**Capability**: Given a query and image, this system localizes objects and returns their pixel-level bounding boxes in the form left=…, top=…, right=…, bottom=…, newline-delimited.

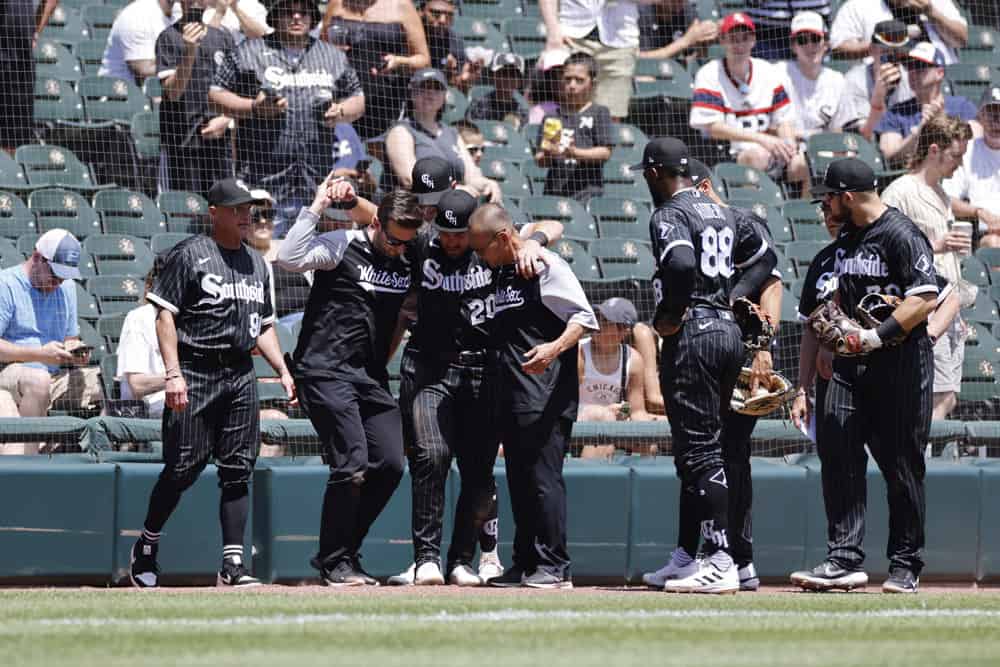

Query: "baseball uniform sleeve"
left=652, top=207, right=694, bottom=266
left=155, top=28, right=182, bottom=80
left=690, top=62, right=726, bottom=129
left=798, top=245, right=835, bottom=320
left=334, top=61, right=364, bottom=100
left=890, top=223, right=940, bottom=298
left=275, top=209, right=350, bottom=272
left=732, top=211, right=770, bottom=269
left=147, top=243, right=193, bottom=315
left=539, top=252, right=598, bottom=331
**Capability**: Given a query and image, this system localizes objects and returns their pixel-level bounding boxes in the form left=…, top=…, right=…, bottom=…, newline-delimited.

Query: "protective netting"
left=0, top=0, right=997, bottom=458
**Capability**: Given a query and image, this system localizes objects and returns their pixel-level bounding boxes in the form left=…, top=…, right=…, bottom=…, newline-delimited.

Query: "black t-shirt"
left=638, top=3, right=692, bottom=52
left=406, top=231, right=495, bottom=356
left=466, top=91, right=528, bottom=127
left=797, top=239, right=841, bottom=320
left=731, top=205, right=779, bottom=303
left=427, top=26, right=467, bottom=73
left=156, top=22, right=235, bottom=149
left=538, top=103, right=612, bottom=200
left=649, top=189, right=768, bottom=311
left=147, top=235, right=274, bottom=354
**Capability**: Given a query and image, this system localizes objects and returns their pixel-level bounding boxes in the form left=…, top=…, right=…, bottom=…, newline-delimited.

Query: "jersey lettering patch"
left=420, top=259, right=492, bottom=292
left=358, top=265, right=411, bottom=293
left=835, top=248, right=889, bottom=278
left=262, top=66, right=335, bottom=90
left=197, top=274, right=266, bottom=306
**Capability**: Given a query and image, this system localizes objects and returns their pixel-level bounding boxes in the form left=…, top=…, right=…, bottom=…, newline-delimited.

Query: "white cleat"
left=449, top=564, right=483, bottom=587
left=478, top=550, right=505, bottom=582
left=642, top=548, right=699, bottom=588
left=738, top=563, right=760, bottom=591
left=387, top=562, right=415, bottom=586
left=415, top=561, right=445, bottom=586
left=663, top=558, right=739, bottom=594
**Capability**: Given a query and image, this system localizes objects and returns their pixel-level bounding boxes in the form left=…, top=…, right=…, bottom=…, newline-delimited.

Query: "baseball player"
left=468, top=204, right=598, bottom=589
left=789, top=158, right=938, bottom=594
left=276, top=176, right=423, bottom=586
left=129, top=178, right=293, bottom=589
left=636, top=138, right=773, bottom=594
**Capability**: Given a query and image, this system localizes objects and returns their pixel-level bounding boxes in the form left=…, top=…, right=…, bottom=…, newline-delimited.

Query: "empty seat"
left=82, top=233, right=154, bottom=276
left=156, top=190, right=210, bottom=234
left=588, top=197, right=650, bottom=240
left=588, top=238, right=656, bottom=280
left=27, top=188, right=102, bottom=238
left=16, top=144, right=105, bottom=191
left=77, top=76, right=151, bottom=125
left=87, top=275, right=146, bottom=314
left=548, top=238, right=600, bottom=281
left=33, top=39, right=83, bottom=82
left=150, top=232, right=194, bottom=255
left=520, top=196, right=597, bottom=239
left=0, top=191, right=38, bottom=239
left=93, top=189, right=165, bottom=238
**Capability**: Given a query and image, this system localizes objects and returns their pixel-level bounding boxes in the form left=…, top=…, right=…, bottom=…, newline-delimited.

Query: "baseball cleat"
left=663, top=558, right=738, bottom=594
left=478, top=550, right=504, bottom=582
left=882, top=568, right=919, bottom=594
left=738, top=563, right=760, bottom=591
left=448, top=564, right=483, bottom=587
left=487, top=566, right=527, bottom=588
left=312, top=557, right=379, bottom=587
left=387, top=562, right=415, bottom=586
left=129, top=540, right=160, bottom=589
left=523, top=571, right=573, bottom=590
left=790, top=560, right=868, bottom=592
left=642, top=548, right=698, bottom=588
left=415, top=561, right=445, bottom=586
left=217, top=560, right=262, bottom=587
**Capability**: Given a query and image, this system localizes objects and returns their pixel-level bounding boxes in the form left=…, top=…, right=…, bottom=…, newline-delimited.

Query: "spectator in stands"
left=882, top=115, right=973, bottom=420
left=331, top=123, right=378, bottom=201
left=202, top=0, right=271, bottom=44
left=156, top=2, right=236, bottom=198
left=539, top=0, right=639, bottom=121
left=830, top=19, right=916, bottom=141
left=419, top=0, right=477, bottom=93
left=453, top=121, right=485, bottom=167
left=637, top=0, right=717, bottom=64
left=944, top=86, right=1000, bottom=249
left=779, top=12, right=845, bottom=141
left=876, top=42, right=978, bottom=167
left=116, top=258, right=167, bottom=419
left=690, top=13, right=807, bottom=194
left=534, top=52, right=612, bottom=203
left=0, top=230, right=103, bottom=437
left=466, top=53, right=528, bottom=129
left=383, top=68, right=501, bottom=200
left=99, top=0, right=178, bottom=85
left=321, top=0, right=430, bottom=141
left=746, top=0, right=831, bottom=62
left=527, top=49, right=569, bottom=125
left=830, top=0, right=967, bottom=65
left=631, top=321, right=664, bottom=416
left=0, top=0, right=57, bottom=155
left=209, top=0, right=365, bottom=235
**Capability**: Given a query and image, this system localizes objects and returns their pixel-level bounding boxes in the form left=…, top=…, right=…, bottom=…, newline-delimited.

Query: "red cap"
left=720, top=12, right=755, bottom=35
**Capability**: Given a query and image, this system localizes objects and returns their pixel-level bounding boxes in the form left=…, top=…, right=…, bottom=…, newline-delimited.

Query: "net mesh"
left=0, top=0, right=997, bottom=458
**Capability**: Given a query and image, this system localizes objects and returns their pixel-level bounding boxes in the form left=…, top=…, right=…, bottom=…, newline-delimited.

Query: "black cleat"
left=790, top=560, right=868, bottom=592
left=129, top=540, right=160, bottom=589
left=882, top=568, right=919, bottom=594
left=217, top=560, right=262, bottom=587
left=312, top=556, right=379, bottom=587
left=350, top=555, right=379, bottom=586
left=487, top=566, right=527, bottom=588
left=522, top=570, right=573, bottom=590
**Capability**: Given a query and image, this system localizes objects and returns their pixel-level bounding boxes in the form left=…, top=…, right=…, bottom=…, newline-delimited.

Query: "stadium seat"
left=16, top=144, right=106, bottom=191
left=959, top=349, right=999, bottom=402
left=150, top=232, right=193, bottom=255
left=73, top=38, right=107, bottom=76
left=16, top=233, right=40, bottom=257
left=39, top=6, right=90, bottom=47
left=142, top=76, right=163, bottom=106
left=0, top=238, right=23, bottom=270
left=81, top=5, right=121, bottom=43
left=966, top=292, right=1000, bottom=326
left=480, top=143, right=533, bottom=166
left=961, top=256, right=991, bottom=287
left=442, top=87, right=468, bottom=124
left=521, top=196, right=597, bottom=239
left=588, top=197, right=651, bottom=240
left=99, top=354, right=118, bottom=399
left=976, top=247, right=1000, bottom=271
left=523, top=162, right=549, bottom=194
left=77, top=76, right=151, bottom=125
left=789, top=221, right=828, bottom=242
left=274, top=322, right=296, bottom=353
left=87, top=275, right=145, bottom=314
left=465, top=0, right=524, bottom=26
left=479, top=158, right=532, bottom=200
left=783, top=240, right=827, bottom=277
left=452, top=16, right=507, bottom=52
left=608, top=123, right=649, bottom=151
left=93, top=189, right=165, bottom=238
left=632, top=58, right=694, bottom=101
left=33, top=77, right=86, bottom=127
left=946, top=63, right=994, bottom=101
left=0, top=191, right=38, bottom=239
left=82, top=233, right=154, bottom=276
left=502, top=17, right=547, bottom=59
left=588, top=238, right=656, bottom=280
left=253, top=354, right=278, bottom=379
left=128, top=111, right=161, bottom=163
left=27, top=188, right=102, bottom=238
left=473, top=120, right=533, bottom=158
left=157, top=191, right=210, bottom=234
left=0, top=153, right=31, bottom=192
left=76, top=281, right=101, bottom=322
left=741, top=202, right=792, bottom=245
left=549, top=238, right=600, bottom=281
left=966, top=322, right=1000, bottom=357
left=601, top=160, right=642, bottom=199
left=806, top=132, right=895, bottom=180
left=78, top=317, right=108, bottom=363
left=33, top=39, right=83, bottom=82
left=782, top=199, right=824, bottom=225
left=96, top=312, right=128, bottom=354
left=715, top=162, right=785, bottom=205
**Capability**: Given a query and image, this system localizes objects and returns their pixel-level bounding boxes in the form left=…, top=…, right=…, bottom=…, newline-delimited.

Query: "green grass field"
left=3, top=588, right=1000, bottom=666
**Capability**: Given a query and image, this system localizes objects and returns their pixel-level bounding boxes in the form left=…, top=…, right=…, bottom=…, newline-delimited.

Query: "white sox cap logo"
left=421, top=173, right=435, bottom=189
left=444, top=210, right=457, bottom=224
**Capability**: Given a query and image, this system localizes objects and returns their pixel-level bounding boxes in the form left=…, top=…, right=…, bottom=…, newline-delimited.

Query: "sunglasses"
left=383, top=225, right=416, bottom=247
left=466, top=144, right=484, bottom=154
left=794, top=33, right=823, bottom=46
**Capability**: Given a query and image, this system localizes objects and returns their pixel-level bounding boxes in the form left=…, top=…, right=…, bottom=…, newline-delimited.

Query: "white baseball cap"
left=790, top=11, right=825, bottom=37
left=908, top=41, right=945, bottom=67
left=35, top=228, right=82, bottom=280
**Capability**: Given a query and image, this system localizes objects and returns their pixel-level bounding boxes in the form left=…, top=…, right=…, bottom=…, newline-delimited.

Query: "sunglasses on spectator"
left=794, top=33, right=823, bottom=46
left=428, top=8, right=455, bottom=19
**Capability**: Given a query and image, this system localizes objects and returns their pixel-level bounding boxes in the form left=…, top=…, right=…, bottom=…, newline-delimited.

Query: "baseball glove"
left=730, top=367, right=796, bottom=416
left=856, top=293, right=906, bottom=345
left=733, top=297, right=775, bottom=352
left=806, top=300, right=876, bottom=357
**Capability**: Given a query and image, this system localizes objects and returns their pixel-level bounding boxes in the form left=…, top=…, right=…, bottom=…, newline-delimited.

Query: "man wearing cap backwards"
left=876, top=41, right=978, bottom=166
left=209, top=0, right=365, bottom=235
left=778, top=12, right=846, bottom=140
left=635, top=141, right=775, bottom=594
left=830, top=0, right=968, bottom=65
left=128, top=178, right=292, bottom=589
left=789, top=157, right=938, bottom=594
left=467, top=203, right=597, bottom=589
left=0, top=229, right=103, bottom=450
left=944, top=86, right=1000, bottom=249
left=690, top=13, right=808, bottom=194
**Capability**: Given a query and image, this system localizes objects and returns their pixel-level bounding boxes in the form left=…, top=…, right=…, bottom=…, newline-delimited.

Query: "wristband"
left=528, top=231, right=549, bottom=247
left=875, top=315, right=904, bottom=344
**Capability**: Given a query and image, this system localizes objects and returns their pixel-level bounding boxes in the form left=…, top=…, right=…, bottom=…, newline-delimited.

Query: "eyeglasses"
left=383, top=225, right=416, bottom=247
left=427, top=8, right=455, bottom=19
left=466, top=144, right=484, bottom=154
left=794, top=33, right=823, bottom=46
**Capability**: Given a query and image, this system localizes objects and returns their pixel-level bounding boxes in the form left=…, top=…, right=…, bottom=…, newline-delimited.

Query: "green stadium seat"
left=601, top=159, right=641, bottom=199
left=609, top=144, right=644, bottom=168
left=480, top=158, right=532, bottom=199
left=81, top=5, right=121, bottom=40
left=521, top=196, right=598, bottom=239
left=464, top=0, right=524, bottom=26
left=549, top=238, right=600, bottom=281
left=0, top=238, right=24, bottom=270
left=141, top=76, right=163, bottom=106
left=452, top=16, right=507, bottom=51
left=40, top=6, right=91, bottom=47
left=783, top=240, right=827, bottom=276
left=632, top=58, right=694, bottom=101
left=78, top=317, right=108, bottom=363
left=737, top=202, right=792, bottom=245
left=93, top=189, right=165, bottom=238
left=442, top=87, right=469, bottom=124
left=82, top=233, right=154, bottom=276
left=0, top=153, right=32, bottom=192
left=150, top=232, right=193, bottom=255
left=16, top=144, right=106, bottom=191
left=274, top=322, right=296, bottom=353
left=96, top=312, right=128, bottom=354
left=782, top=199, right=824, bottom=225
left=27, top=188, right=102, bottom=238
left=73, top=38, right=107, bottom=77
left=16, top=233, right=40, bottom=257
left=608, top=123, right=648, bottom=151
left=502, top=17, right=547, bottom=59
left=523, top=161, right=548, bottom=193
left=130, top=111, right=160, bottom=161
left=253, top=354, right=278, bottom=379
left=99, top=354, right=118, bottom=398
left=976, top=247, right=1000, bottom=271
left=790, top=221, right=829, bottom=242
left=480, top=143, right=533, bottom=166
left=75, top=281, right=101, bottom=322
left=588, top=238, right=655, bottom=280
left=87, top=275, right=146, bottom=314
left=966, top=322, right=1000, bottom=357
left=156, top=191, right=209, bottom=234
left=589, top=197, right=651, bottom=240
left=473, top=120, right=533, bottom=157
left=965, top=24, right=998, bottom=51
left=33, top=39, right=83, bottom=82
left=959, top=349, right=999, bottom=402
left=77, top=76, right=151, bottom=125
left=946, top=63, right=994, bottom=100
left=961, top=256, right=991, bottom=287
left=966, top=292, right=999, bottom=325
left=0, top=191, right=37, bottom=239
left=715, top=162, right=785, bottom=205
left=806, top=132, right=896, bottom=180
left=33, top=77, right=86, bottom=125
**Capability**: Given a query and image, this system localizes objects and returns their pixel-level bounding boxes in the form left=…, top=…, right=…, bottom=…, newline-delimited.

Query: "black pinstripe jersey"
left=798, top=239, right=842, bottom=320
left=147, top=235, right=274, bottom=353
left=833, top=207, right=938, bottom=320
left=649, top=188, right=769, bottom=311
left=731, top=205, right=780, bottom=304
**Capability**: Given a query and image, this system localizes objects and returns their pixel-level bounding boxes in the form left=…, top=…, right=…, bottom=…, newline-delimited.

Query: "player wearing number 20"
left=637, top=138, right=775, bottom=594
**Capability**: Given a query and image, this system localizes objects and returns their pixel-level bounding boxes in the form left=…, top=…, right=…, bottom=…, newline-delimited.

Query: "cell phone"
left=180, top=5, right=204, bottom=28
left=70, top=345, right=93, bottom=358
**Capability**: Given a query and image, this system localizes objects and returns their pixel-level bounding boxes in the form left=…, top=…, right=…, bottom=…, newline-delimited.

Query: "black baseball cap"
left=266, top=0, right=321, bottom=27
left=434, top=189, right=478, bottom=232
left=207, top=178, right=269, bottom=207
left=810, top=158, right=878, bottom=201
left=872, top=19, right=911, bottom=52
left=412, top=156, right=456, bottom=206
left=629, top=137, right=690, bottom=172
left=491, top=52, right=525, bottom=75
left=688, top=158, right=714, bottom=188
left=409, top=68, right=448, bottom=90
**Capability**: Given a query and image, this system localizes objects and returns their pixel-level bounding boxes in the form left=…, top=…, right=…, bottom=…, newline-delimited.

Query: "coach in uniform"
left=129, top=178, right=293, bottom=589
left=790, top=158, right=938, bottom=594
left=209, top=0, right=365, bottom=233
left=468, top=204, right=598, bottom=590
left=636, top=138, right=771, bottom=594
left=276, top=178, right=423, bottom=586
